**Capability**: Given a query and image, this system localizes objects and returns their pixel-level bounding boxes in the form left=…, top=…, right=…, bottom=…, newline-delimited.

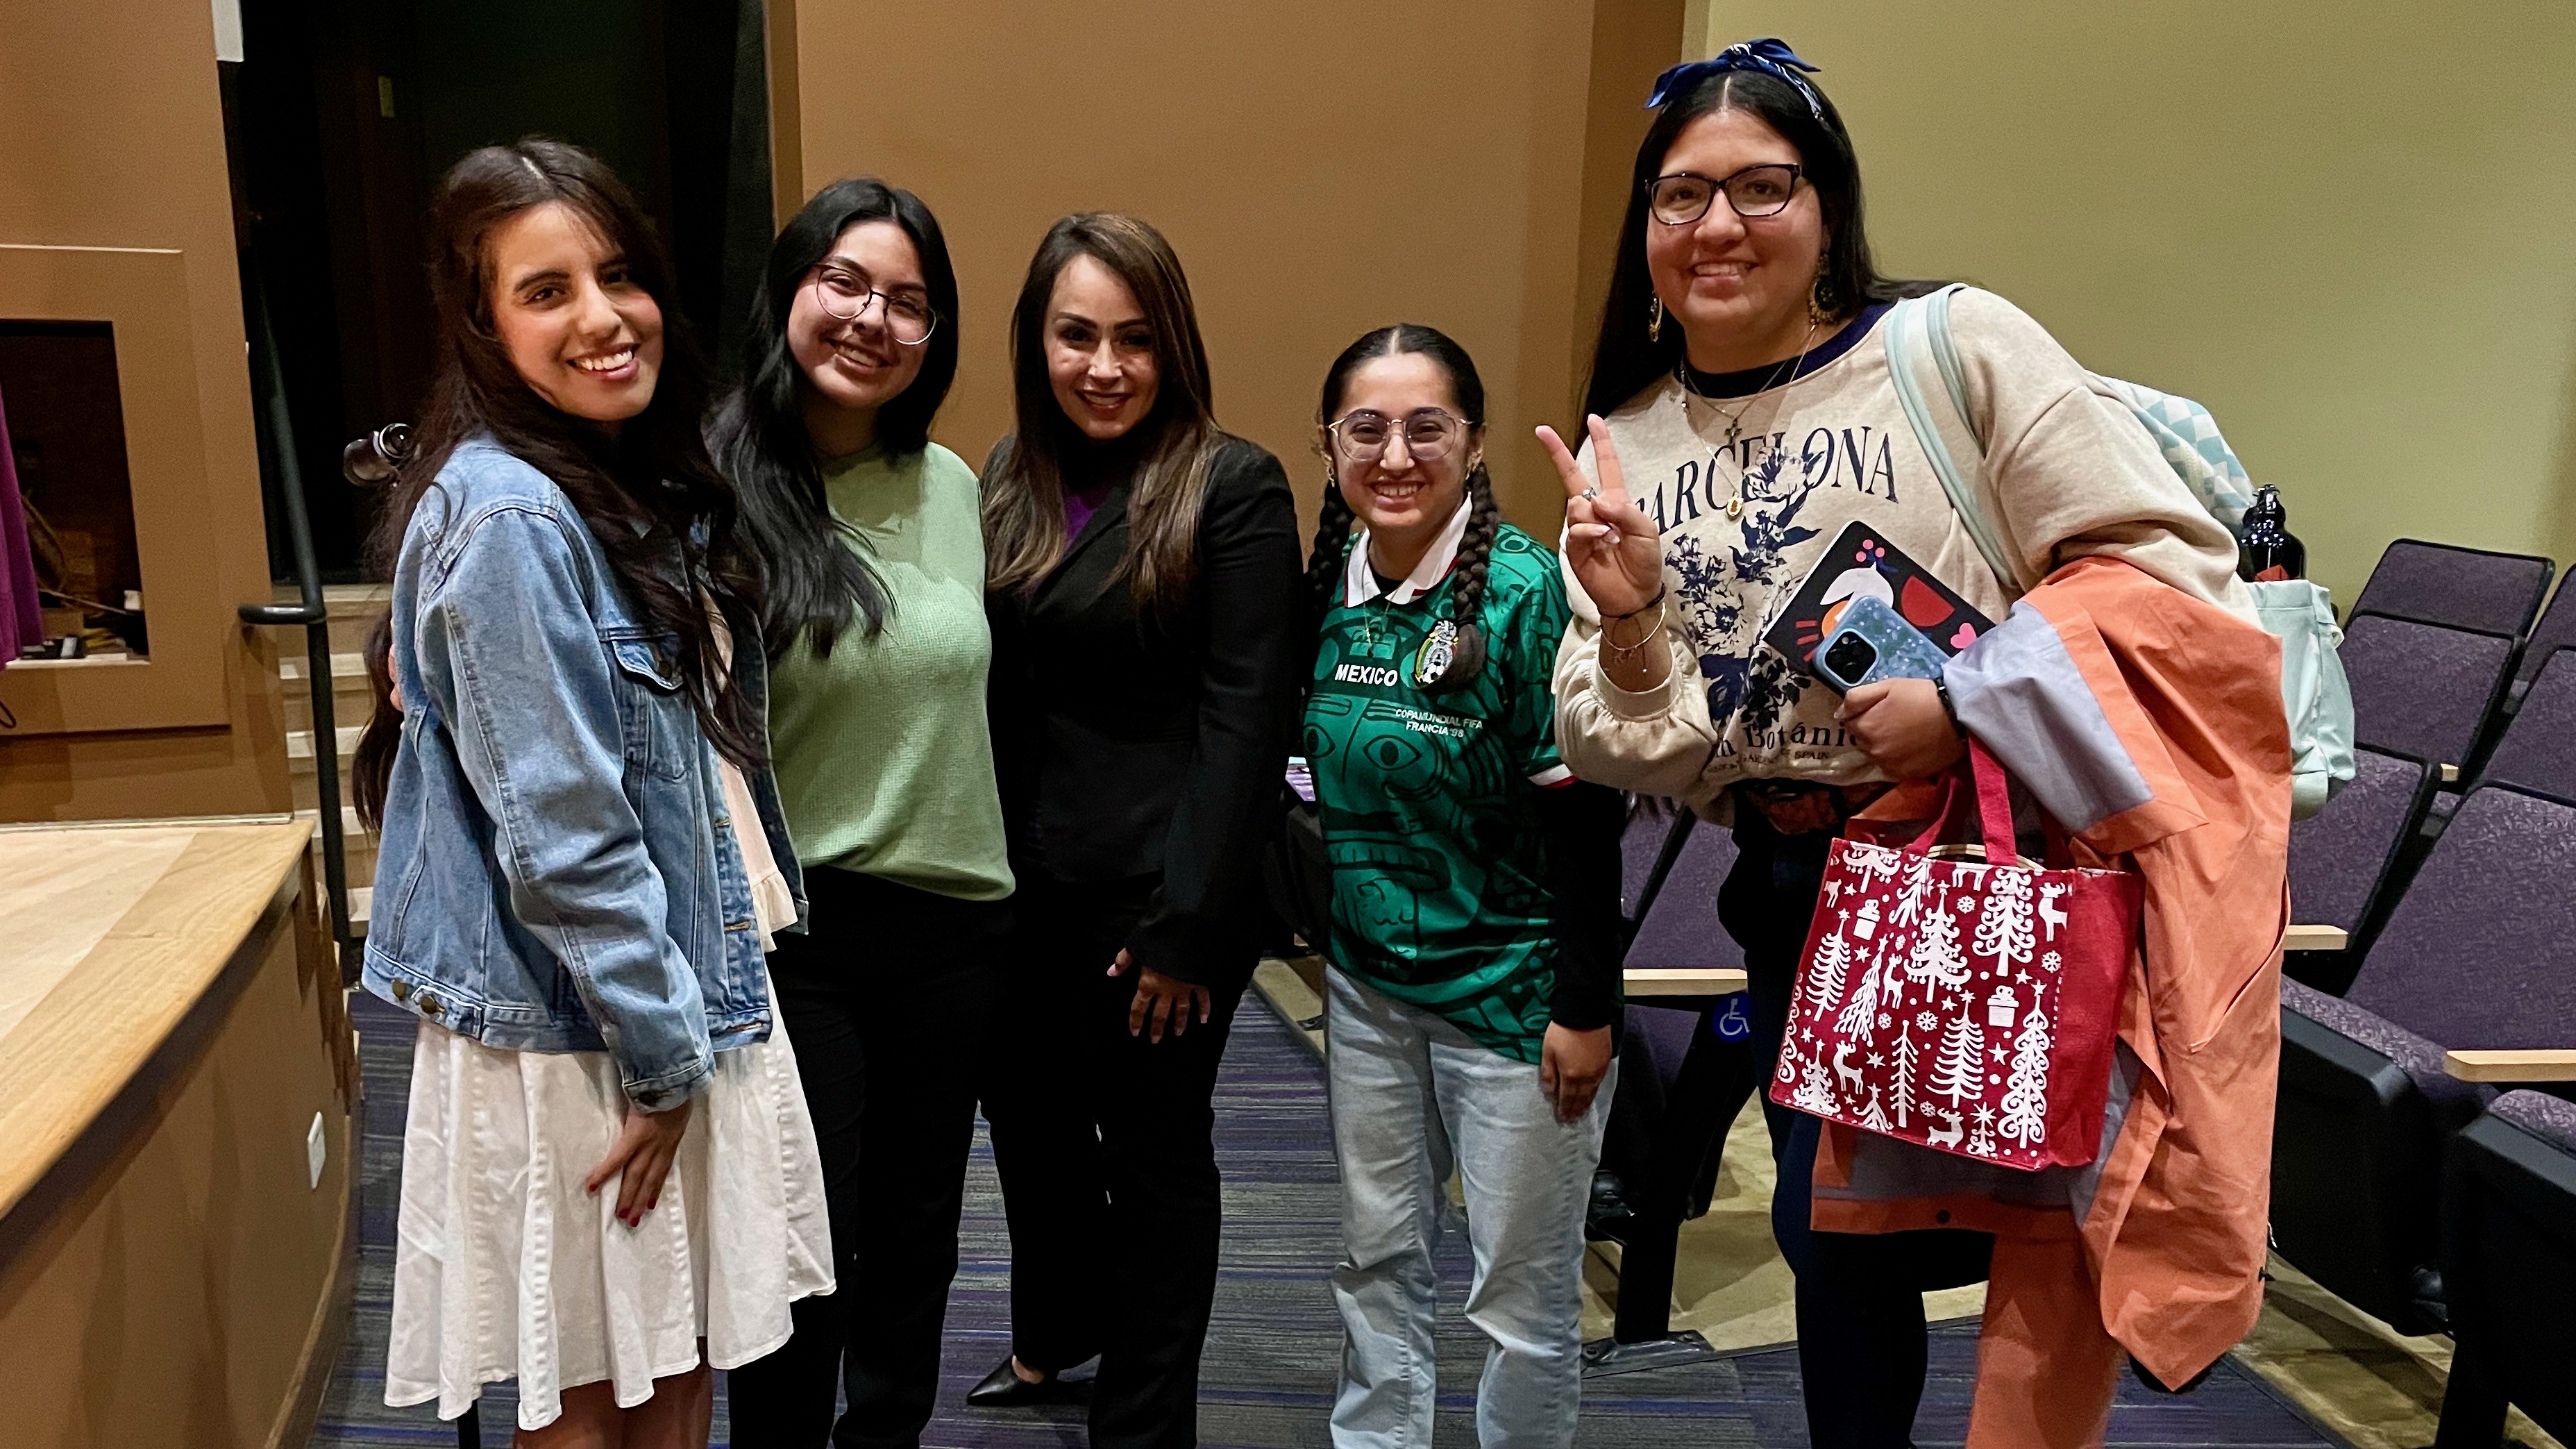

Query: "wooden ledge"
left=0, top=818, right=314, bottom=1221
left=1624, top=966, right=1750, bottom=997
left=2284, top=923, right=2348, bottom=952
left=2444, top=1049, right=2576, bottom=1082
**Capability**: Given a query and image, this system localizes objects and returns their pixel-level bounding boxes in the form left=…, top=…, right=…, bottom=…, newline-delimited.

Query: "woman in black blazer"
left=973, top=212, right=1306, bottom=1449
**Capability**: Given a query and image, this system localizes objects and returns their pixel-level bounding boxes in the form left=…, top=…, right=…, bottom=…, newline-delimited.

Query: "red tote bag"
left=1767, top=740, right=2143, bottom=1170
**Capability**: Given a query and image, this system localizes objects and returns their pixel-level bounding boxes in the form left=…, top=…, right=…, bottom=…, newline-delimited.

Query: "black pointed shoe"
left=965, top=1356, right=1086, bottom=1407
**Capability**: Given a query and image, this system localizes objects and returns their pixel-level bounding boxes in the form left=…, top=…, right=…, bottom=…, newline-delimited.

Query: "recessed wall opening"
left=0, top=319, right=148, bottom=660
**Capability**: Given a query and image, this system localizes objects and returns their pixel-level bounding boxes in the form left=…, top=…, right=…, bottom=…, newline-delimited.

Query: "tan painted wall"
left=0, top=0, right=292, bottom=819
left=1694, top=1, right=2576, bottom=605
left=772, top=0, right=1683, bottom=535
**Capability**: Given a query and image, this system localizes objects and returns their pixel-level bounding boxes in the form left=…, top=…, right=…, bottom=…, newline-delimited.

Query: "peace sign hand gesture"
left=1538, top=416, right=1664, bottom=619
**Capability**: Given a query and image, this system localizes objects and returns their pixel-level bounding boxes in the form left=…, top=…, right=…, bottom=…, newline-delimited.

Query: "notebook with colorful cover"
left=1762, top=519, right=1995, bottom=671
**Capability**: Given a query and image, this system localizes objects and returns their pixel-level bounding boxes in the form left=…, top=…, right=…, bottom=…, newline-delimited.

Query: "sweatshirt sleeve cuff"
left=1592, top=639, right=1683, bottom=720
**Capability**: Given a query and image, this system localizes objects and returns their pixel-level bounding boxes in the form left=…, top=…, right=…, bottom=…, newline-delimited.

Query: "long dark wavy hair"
left=709, top=178, right=959, bottom=659
left=353, top=137, right=761, bottom=827
left=1582, top=63, right=1938, bottom=421
left=1305, top=324, right=1499, bottom=696
left=982, top=212, right=1224, bottom=616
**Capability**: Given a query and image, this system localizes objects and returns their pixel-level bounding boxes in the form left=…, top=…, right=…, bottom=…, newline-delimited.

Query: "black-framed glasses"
left=1325, top=408, right=1477, bottom=464
left=808, top=263, right=938, bottom=346
left=1644, top=163, right=1805, bottom=226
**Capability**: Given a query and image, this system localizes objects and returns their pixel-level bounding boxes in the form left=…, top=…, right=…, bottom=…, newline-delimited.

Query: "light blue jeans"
left=1325, top=968, right=1613, bottom=1449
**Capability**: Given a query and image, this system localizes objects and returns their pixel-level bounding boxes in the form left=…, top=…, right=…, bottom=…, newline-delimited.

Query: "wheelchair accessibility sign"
left=1712, top=993, right=1751, bottom=1041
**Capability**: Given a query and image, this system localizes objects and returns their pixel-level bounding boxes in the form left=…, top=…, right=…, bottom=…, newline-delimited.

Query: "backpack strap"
left=1883, top=287, right=2027, bottom=596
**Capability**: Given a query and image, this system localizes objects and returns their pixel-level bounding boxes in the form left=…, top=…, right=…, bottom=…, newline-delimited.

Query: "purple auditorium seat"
left=1619, top=802, right=1687, bottom=923
left=2351, top=538, right=2554, bottom=639
left=2341, top=613, right=2517, bottom=769
left=1603, top=806, right=1741, bottom=1214
left=2480, top=651, right=2576, bottom=803
left=2343, top=787, right=2576, bottom=1052
left=2273, top=785, right=2576, bottom=1334
left=2488, top=1089, right=2576, bottom=1152
left=2515, top=578, right=2576, bottom=689
left=1596, top=812, right=1753, bottom=1363
left=1624, top=823, right=1741, bottom=973
left=2437, top=1090, right=2576, bottom=1447
left=2285, top=746, right=2436, bottom=969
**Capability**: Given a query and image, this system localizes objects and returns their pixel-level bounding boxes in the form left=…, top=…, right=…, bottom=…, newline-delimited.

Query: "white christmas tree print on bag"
left=1771, top=736, right=2143, bottom=1170
left=1905, top=891, right=1971, bottom=994
left=1834, top=941, right=1887, bottom=1044
left=1805, top=921, right=1853, bottom=1017
left=1997, top=1002, right=2054, bottom=1149
left=1791, top=1047, right=1841, bottom=1115
left=1927, top=1010, right=1987, bottom=1110
left=1973, top=866, right=2038, bottom=975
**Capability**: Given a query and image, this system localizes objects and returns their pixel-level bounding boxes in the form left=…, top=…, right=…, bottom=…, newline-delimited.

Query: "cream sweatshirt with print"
left=1553, top=287, right=2251, bottom=807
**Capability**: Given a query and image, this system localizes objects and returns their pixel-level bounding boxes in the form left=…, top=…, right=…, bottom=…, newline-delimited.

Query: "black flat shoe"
left=966, top=1356, right=1086, bottom=1407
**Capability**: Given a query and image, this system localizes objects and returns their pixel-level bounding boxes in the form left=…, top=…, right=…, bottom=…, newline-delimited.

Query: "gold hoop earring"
left=1648, top=295, right=1665, bottom=342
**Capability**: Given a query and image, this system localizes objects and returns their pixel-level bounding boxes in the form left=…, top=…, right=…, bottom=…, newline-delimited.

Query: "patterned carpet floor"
left=313, top=991, right=2347, bottom=1448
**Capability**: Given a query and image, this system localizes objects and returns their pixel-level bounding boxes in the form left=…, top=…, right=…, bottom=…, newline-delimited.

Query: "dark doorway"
left=221, top=0, right=775, bottom=583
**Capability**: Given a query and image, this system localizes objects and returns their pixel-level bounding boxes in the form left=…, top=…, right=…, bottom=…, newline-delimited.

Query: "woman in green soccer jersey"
left=1301, top=324, right=1627, bottom=1449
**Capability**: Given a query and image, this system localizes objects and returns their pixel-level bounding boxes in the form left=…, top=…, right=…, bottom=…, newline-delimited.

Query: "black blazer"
left=985, top=434, right=1309, bottom=985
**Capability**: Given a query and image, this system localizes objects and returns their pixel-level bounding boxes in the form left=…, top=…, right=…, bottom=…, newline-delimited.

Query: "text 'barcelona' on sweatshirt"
left=1552, top=287, right=2250, bottom=805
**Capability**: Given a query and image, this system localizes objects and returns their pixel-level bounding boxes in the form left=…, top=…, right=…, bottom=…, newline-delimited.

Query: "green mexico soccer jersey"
left=1304, top=521, right=1577, bottom=1064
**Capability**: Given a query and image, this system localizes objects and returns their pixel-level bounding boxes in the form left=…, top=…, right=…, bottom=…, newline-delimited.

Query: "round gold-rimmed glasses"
left=1324, top=408, right=1476, bottom=464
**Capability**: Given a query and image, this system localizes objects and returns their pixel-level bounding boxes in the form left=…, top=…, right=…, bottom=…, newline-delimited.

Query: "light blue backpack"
left=1884, top=285, right=2356, bottom=819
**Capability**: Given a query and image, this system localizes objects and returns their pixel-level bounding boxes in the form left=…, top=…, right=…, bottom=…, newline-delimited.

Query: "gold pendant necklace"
left=1678, top=315, right=1823, bottom=519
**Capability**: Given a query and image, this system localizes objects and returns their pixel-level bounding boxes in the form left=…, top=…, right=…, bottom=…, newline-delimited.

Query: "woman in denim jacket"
left=350, top=140, right=832, bottom=1447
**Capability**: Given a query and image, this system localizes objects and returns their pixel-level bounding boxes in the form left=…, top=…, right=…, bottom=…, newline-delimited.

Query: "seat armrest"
left=2444, top=1050, right=2576, bottom=1083
left=1624, top=967, right=1749, bottom=998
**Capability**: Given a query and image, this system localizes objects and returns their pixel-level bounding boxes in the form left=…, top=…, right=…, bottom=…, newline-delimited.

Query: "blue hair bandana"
left=1644, top=37, right=1826, bottom=122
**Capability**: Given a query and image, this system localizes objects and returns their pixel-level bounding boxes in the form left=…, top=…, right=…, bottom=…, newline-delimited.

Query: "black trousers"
left=981, top=869, right=1249, bottom=1449
left=725, top=865, right=1011, bottom=1449
left=1721, top=803, right=1994, bottom=1449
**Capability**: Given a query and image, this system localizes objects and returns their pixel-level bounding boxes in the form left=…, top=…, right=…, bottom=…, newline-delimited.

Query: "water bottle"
left=2238, top=485, right=2306, bottom=581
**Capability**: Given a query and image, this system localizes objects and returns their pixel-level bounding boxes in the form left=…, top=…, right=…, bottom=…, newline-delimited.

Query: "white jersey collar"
left=1342, top=499, right=1473, bottom=609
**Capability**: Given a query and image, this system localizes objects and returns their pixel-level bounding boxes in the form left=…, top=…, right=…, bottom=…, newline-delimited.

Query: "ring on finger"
left=1580, top=485, right=1601, bottom=502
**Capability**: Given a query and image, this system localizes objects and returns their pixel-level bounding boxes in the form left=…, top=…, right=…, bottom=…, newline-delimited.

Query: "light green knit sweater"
left=766, top=442, right=1013, bottom=901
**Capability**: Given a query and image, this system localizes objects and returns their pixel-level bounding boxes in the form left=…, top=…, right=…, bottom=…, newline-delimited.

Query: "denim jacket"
left=362, top=438, right=805, bottom=1111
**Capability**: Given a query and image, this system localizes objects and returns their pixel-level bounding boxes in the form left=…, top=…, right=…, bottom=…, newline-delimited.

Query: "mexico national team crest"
left=1412, top=619, right=1460, bottom=687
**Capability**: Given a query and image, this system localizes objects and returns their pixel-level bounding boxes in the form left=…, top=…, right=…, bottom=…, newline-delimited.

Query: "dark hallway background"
left=220, top=0, right=776, bottom=581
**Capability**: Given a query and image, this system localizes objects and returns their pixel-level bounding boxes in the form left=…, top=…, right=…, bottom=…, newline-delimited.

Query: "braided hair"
left=1310, top=323, right=1500, bottom=696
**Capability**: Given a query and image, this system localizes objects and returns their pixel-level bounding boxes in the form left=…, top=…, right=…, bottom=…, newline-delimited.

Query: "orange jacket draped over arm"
left=1810, top=554, right=2291, bottom=1393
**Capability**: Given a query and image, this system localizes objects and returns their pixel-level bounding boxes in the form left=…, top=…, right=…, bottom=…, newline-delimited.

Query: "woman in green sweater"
left=712, top=178, right=1013, bottom=1449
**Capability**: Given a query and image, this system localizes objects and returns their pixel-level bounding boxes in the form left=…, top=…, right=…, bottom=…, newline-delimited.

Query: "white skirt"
left=383, top=1005, right=834, bottom=1430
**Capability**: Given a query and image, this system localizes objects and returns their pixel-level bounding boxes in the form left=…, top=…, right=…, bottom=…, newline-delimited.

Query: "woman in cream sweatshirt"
left=1540, top=38, right=2253, bottom=1449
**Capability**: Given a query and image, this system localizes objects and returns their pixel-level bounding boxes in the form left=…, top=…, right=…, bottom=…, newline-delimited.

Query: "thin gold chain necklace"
left=1677, top=315, right=1822, bottom=519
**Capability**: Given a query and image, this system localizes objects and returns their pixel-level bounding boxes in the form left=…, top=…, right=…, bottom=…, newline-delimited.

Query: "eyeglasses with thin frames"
left=808, top=263, right=938, bottom=346
left=1644, top=162, right=1805, bottom=226
left=1325, top=408, right=1477, bottom=464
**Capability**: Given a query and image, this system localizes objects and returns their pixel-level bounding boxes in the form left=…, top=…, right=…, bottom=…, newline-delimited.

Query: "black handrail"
left=235, top=270, right=355, bottom=980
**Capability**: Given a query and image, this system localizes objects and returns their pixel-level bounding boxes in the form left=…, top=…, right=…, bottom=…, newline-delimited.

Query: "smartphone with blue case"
left=1810, top=593, right=1951, bottom=694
